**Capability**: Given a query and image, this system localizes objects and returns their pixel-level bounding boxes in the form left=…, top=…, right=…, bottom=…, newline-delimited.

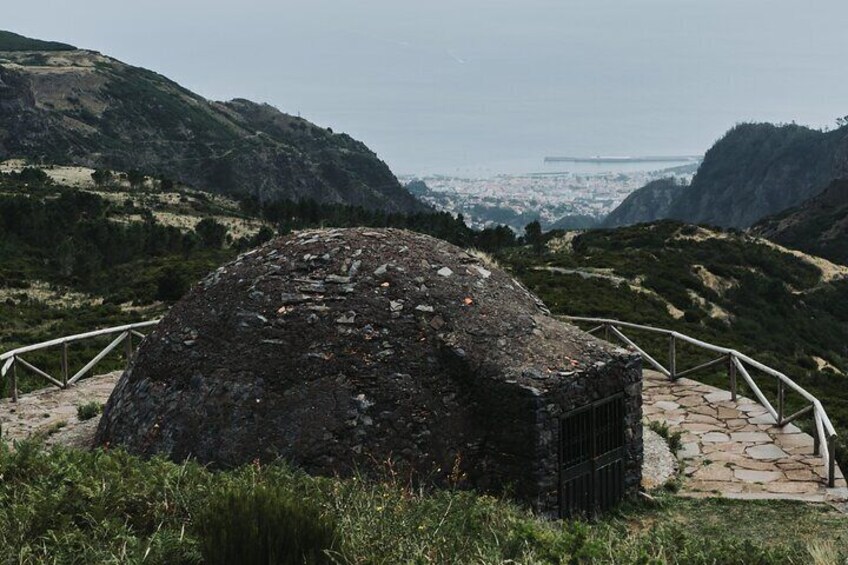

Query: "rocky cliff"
left=604, top=123, right=848, bottom=229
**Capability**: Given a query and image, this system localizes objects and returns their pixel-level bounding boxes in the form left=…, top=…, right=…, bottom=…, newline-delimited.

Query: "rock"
left=641, top=426, right=678, bottom=490
left=280, top=293, right=310, bottom=305
left=734, top=469, right=783, bottom=483
left=475, top=266, right=492, bottom=279
left=746, top=444, right=789, bottom=460
left=336, top=311, right=357, bottom=325
left=437, top=267, right=453, bottom=277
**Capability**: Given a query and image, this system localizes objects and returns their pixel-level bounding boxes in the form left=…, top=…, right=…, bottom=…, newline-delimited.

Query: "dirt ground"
left=0, top=371, right=120, bottom=448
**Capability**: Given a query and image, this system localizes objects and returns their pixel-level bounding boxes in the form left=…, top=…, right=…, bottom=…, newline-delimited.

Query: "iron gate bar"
left=560, top=393, right=626, bottom=518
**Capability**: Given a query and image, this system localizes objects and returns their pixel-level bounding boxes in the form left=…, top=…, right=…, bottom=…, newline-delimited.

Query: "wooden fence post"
left=668, top=334, right=677, bottom=380
left=11, top=357, right=17, bottom=403
left=125, top=331, right=133, bottom=369
left=62, top=342, right=69, bottom=388
left=777, top=381, right=785, bottom=425
left=729, top=355, right=737, bottom=401
left=828, top=436, right=836, bottom=488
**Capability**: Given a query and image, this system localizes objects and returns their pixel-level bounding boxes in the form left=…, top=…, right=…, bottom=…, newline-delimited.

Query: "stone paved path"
left=643, top=370, right=847, bottom=502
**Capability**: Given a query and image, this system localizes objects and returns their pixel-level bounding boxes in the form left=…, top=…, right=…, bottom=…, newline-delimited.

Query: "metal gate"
left=559, top=393, right=626, bottom=518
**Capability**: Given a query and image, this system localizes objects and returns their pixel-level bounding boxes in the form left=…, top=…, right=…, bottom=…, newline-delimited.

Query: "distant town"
left=402, top=163, right=697, bottom=231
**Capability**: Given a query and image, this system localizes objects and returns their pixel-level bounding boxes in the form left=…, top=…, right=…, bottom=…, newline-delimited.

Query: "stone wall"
left=532, top=353, right=644, bottom=516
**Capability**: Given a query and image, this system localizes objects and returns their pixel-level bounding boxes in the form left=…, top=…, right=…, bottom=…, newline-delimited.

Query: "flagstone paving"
left=642, top=370, right=847, bottom=502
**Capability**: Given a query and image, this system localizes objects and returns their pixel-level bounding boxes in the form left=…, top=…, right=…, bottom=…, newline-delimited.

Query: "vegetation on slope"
left=0, top=442, right=845, bottom=564
left=0, top=30, right=75, bottom=52
left=605, top=122, right=848, bottom=228
left=503, top=221, right=848, bottom=468
left=601, top=178, right=686, bottom=228
left=0, top=46, right=423, bottom=213
left=753, top=178, right=848, bottom=266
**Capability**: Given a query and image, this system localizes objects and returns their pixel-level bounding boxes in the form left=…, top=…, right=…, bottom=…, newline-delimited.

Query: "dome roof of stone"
left=95, top=228, right=629, bottom=481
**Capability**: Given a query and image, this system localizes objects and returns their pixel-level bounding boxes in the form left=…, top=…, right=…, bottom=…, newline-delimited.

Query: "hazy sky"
left=7, top=1, right=848, bottom=175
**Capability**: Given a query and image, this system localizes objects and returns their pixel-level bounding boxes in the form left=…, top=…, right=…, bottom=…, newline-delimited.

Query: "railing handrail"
left=564, top=315, right=839, bottom=488
left=0, top=320, right=160, bottom=362
left=1, top=320, right=160, bottom=404
left=566, top=317, right=835, bottom=434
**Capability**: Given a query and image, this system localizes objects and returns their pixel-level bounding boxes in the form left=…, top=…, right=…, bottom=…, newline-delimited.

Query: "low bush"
left=76, top=401, right=103, bottom=421
left=648, top=420, right=683, bottom=455
left=197, top=484, right=340, bottom=565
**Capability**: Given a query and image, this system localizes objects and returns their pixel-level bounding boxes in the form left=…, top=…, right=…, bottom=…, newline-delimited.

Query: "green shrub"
left=76, top=401, right=103, bottom=421
left=156, top=266, right=191, bottom=303
left=197, top=484, right=341, bottom=565
left=648, top=420, right=683, bottom=455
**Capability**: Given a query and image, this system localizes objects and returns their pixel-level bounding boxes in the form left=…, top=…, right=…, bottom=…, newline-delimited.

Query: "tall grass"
left=0, top=442, right=844, bottom=564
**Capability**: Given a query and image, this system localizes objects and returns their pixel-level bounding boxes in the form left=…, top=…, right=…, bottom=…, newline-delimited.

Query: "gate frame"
left=558, top=391, right=627, bottom=518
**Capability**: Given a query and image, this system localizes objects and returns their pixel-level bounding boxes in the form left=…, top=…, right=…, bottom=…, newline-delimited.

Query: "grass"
left=647, top=420, right=683, bottom=455
left=0, top=442, right=845, bottom=564
left=76, top=401, right=104, bottom=421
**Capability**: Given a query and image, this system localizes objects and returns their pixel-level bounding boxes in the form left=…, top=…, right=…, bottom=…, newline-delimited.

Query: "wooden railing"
left=565, top=316, right=839, bottom=488
left=1, top=320, right=159, bottom=403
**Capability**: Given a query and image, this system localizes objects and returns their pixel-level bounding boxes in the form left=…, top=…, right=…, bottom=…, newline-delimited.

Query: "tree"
left=17, top=167, right=50, bottom=185
left=195, top=218, right=228, bottom=249
left=156, top=266, right=190, bottom=302
left=91, top=169, right=113, bottom=186
left=127, top=170, right=146, bottom=188
left=524, top=220, right=544, bottom=255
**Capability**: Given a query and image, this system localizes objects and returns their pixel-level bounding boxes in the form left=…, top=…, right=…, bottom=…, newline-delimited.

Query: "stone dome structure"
left=95, top=228, right=642, bottom=515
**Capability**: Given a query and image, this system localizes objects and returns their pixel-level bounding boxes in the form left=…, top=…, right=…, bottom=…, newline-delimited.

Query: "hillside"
left=0, top=30, right=75, bottom=52
left=505, top=221, right=848, bottom=472
left=752, top=178, right=848, bottom=265
left=0, top=33, right=425, bottom=213
left=0, top=162, right=511, bottom=400
left=604, top=122, right=848, bottom=228
left=601, top=178, right=685, bottom=228
left=3, top=216, right=848, bottom=563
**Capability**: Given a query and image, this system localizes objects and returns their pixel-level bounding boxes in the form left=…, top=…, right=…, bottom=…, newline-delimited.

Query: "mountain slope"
left=601, top=178, right=685, bottom=228
left=0, top=30, right=75, bottom=52
left=668, top=123, right=848, bottom=228
left=752, top=178, right=848, bottom=265
left=0, top=34, right=425, bottom=213
left=603, top=123, right=848, bottom=228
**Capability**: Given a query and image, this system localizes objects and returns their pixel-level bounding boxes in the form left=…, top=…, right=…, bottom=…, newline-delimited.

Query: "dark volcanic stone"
left=95, top=228, right=642, bottom=514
